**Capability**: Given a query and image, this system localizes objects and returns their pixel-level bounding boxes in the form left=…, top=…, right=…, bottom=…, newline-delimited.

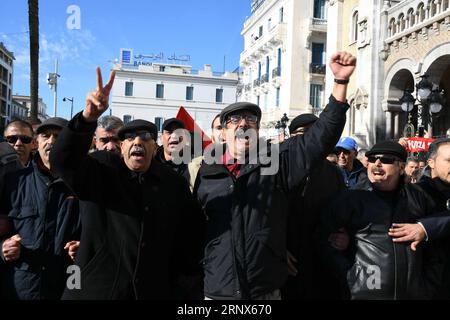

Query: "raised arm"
left=50, top=67, right=117, bottom=201
left=285, top=52, right=356, bottom=190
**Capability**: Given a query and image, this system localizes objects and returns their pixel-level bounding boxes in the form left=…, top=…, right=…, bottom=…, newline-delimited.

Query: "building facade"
left=383, top=0, right=450, bottom=139
left=326, top=0, right=450, bottom=147
left=12, top=95, right=48, bottom=123
left=10, top=99, right=29, bottom=121
left=0, top=42, right=14, bottom=134
left=110, top=49, right=239, bottom=136
left=239, top=0, right=328, bottom=138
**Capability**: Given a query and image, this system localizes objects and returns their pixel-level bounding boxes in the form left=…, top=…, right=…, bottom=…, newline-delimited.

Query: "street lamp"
left=275, top=113, right=290, bottom=139
left=398, top=74, right=445, bottom=137
left=63, top=97, right=74, bottom=119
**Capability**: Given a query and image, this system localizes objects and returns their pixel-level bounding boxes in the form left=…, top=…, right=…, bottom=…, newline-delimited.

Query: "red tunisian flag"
left=176, top=107, right=212, bottom=150
left=405, top=137, right=435, bottom=152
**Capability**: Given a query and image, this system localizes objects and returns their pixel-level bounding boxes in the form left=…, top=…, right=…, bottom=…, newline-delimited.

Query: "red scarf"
left=222, top=150, right=241, bottom=178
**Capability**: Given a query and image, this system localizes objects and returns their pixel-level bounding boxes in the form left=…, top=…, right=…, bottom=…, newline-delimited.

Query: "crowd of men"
left=1, top=51, right=450, bottom=300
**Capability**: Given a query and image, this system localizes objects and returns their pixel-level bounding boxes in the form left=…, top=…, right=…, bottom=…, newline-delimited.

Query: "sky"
left=0, top=0, right=251, bottom=120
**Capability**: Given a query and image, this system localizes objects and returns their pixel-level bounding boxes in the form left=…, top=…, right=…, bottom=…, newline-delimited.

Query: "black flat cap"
left=289, top=113, right=318, bottom=134
left=162, top=118, right=185, bottom=131
left=220, top=102, right=262, bottom=126
left=36, top=117, right=69, bottom=135
left=366, top=141, right=408, bottom=162
left=117, top=119, right=158, bottom=141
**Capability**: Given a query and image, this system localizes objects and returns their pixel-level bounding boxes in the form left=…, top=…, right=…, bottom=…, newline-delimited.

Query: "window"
left=268, top=18, right=272, bottom=30
left=418, top=3, right=425, bottom=22
left=276, top=88, right=280, bottom=107
left=351, top=11, right=359, bottom=42
left=314, top=0, right=326, bottom=19
left=123, top=115, right=132, bottom=124
left=312, top=43, right=325, bottom=64
left=407, top=8, right=415, bottom=28
left=310, top=84, right=324, bottom=111
left=256, top=95, right=260, bottom=106
left=277, top=48, right=282, bottom=68
left=258, top=62, right=262, bottom=80
left=159, top=65, right=166, bottom=72
left=279, top=7, right=284, bottom=23
left=156, top=84, right=164, bottom=99
left=259, top=25, right=263, bottom=37
left=125, top=82, right=133, bottom=96
left=155, top=117, right=164, bottom=132
left=216, top=89, right=223, bottom=103
left=266, top=56, right=270, bottom=81
left=186, top=86, right=194, bottom=101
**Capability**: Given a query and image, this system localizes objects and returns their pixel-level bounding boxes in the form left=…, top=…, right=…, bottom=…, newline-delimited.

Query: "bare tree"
left=28, top=0, right=39, bottom=122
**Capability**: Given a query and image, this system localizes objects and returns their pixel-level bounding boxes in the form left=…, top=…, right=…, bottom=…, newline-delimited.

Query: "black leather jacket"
left=320, top=181, right=442, bottom=300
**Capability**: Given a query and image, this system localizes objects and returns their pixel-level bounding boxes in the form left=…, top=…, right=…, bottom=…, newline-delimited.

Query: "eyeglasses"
left=367, top=155, right=399, bottom=164
left=98, top=136, right=120, bottom=144
left=5, top=135, right=33, bottom=144
left=227, top=114, right=258, bottom=125
left=124, top=131, right=154, bottom=142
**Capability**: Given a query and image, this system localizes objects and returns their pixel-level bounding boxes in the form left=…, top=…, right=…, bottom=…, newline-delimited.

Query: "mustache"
left=129, top=145, right=146, bottom=155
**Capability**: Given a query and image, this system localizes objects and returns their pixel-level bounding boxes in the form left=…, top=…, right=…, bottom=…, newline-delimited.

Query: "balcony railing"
left=272, top=67, right=281, bottom=78
left=310, top=63, right=326, bottom=75
left=312, top=18, right=327, bottom=25
left=244, top=84, right=252, bottom=91
left=253, top=79, right=261, bottom=87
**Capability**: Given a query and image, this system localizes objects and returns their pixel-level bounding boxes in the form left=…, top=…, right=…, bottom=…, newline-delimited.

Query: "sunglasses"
left=335, top=148, right=351, bottom=155
left=227, top=114, right=258, bottom=125
left=5, top=135, right=33, bottom=144
left=98, top=136, right=120, bottom=144
left=367, top=155, right=399, bottom=164
left=124, top=131, right=154, bottom=142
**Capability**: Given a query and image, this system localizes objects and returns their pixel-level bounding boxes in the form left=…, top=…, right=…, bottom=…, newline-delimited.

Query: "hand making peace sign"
left=83, top=67, right=116, bottom=122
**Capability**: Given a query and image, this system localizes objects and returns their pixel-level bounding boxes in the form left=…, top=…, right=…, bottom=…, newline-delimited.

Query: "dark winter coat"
left=195, top=95, right=349, bottom=300
left=50, top=113, right=204, bottom=300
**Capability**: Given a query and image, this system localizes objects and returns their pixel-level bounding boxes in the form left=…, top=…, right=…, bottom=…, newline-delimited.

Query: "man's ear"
left=428, top=158, right=435, bottom=170
left=399, top=162, right=406, bottom=175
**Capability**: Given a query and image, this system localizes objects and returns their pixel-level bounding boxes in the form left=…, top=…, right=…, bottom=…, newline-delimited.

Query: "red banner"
left=405, top=137, right=435, bottom=152
left=176, top=107, right=212, bottom=150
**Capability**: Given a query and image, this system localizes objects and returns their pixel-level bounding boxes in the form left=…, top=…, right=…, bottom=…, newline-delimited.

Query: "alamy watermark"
left=66, top=5, right=81, bottom=30
left=66, top=265, right=81, bottom=290
left=168, top=128, right=280, bottom=176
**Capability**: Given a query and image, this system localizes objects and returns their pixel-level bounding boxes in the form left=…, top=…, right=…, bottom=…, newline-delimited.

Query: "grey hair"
left=97, top=116, right=124, bottom=132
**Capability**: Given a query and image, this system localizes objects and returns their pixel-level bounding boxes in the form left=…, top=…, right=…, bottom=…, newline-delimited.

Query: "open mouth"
left=130, top=147, right=146, bottom=160
left=235, top=129, right=250, bottom=143
left=372, top=170, right=385, bottom=177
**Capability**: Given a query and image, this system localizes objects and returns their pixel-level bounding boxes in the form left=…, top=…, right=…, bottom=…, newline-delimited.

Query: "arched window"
left=430, top=0, right=437, bottom=17
left=407, top=8, right=415, bottom=28
left=418, top=2, right=425, bottom=22
left=351, top=11, right=359, bottom=42
left=398, top=13, right=405, bottom=32
left=443, top=0, right=449, bottom=11
left=389, top=18, right=397, bottom=36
